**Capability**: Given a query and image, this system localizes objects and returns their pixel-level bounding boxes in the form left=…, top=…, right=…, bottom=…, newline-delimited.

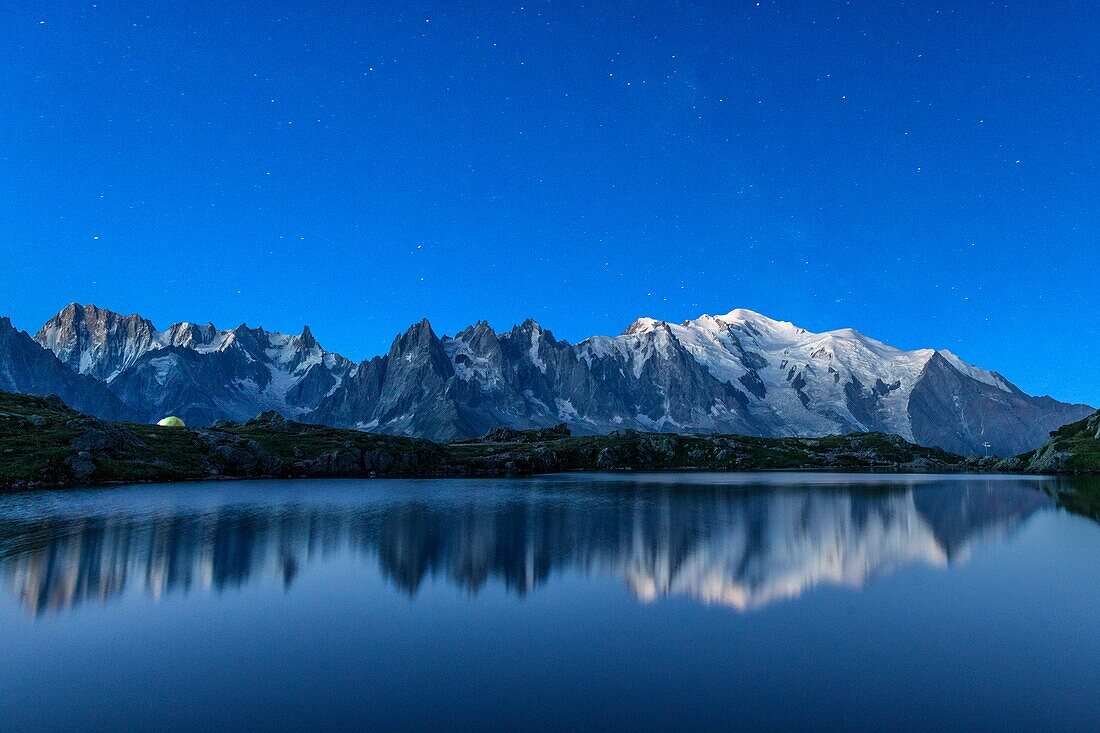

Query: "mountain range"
left=0, top=303, right=1091, bottom=455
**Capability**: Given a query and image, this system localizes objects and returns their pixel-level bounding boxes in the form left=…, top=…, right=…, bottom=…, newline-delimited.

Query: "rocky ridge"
left=35, top=303, right=356, bottom=424
left=14, top=304, right=1096, bottom=456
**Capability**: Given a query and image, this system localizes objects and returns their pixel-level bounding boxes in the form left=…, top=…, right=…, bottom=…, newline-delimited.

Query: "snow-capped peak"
left=717, top=308, right=801, bottom=332
left=35, top=304, right=356, bottom=418
left=576, top=308, right=1020, bottom=442
left=622, top=317, right=666, bottom=335
left=936, top=349, right=1011, bottom=392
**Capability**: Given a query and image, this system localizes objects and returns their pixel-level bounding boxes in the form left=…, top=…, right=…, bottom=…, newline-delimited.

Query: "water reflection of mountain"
left=0, top=477, right=1054, bottom=615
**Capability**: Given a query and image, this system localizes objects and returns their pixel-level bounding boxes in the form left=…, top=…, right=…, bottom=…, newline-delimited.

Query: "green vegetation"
left=0, top=394, right=207, bottom=486
left=0, top=389, right=1045, bottom=493
left=1007, top=410, right=1100, bottom=474
left=1051, top=413, right=1100, bottom=472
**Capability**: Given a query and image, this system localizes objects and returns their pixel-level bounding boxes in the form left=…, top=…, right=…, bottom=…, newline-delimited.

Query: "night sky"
left=1, top=1, right=1096, bottom=405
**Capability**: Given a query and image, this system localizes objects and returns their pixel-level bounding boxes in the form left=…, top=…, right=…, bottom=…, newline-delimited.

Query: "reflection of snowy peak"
left=24, top=304, right=1093, bottom=454
left=35, top=304, right=354, bottom=423
left=622, top=491, right=949, bottom=610
left=0, top=478, right=1049, bottom=615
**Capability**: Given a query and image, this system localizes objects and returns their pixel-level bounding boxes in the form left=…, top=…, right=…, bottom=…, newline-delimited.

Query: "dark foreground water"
left=1, top=474, right=1099, bottom=732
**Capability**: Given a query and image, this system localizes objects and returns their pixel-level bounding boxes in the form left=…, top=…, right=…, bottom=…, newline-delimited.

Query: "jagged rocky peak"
left=232, top=323, right=255, bottom=333
left=509, top=317, right=563, bottom=344
left=391, top=318, right=441, bottom=351
left=299, top=325, right=319, bottom=350
left=461, top=319, right=496, bottom=335
left=452, top=320, right=499, bottom=349
left=36, top=303, right=160, bottom=382
left=932, top=349, right=1013, bottom=392
left=32, top=304, right=356, bottom=426
left=163, top=321, right=223, bottom=350
left=45, top=303, right=154, bottom=335
left=386, top=319, right=452, bottom=378
left=1, top=315, right=138, bottom=421
left=504, top=318, right=569, bottom=377
left=223, top=323, right=268, bottom=353
left=443, top=321, right=506, bottom=387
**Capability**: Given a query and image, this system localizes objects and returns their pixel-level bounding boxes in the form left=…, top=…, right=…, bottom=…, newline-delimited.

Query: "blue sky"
left=1, top=1, right=1097, bottom=405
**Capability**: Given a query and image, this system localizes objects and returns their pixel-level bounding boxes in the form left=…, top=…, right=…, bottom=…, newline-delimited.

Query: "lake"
left=1, top=473, right=1099, bottom=732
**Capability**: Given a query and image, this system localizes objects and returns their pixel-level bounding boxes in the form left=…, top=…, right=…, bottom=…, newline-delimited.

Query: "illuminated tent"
left=157, top=416, right=186, bottom=428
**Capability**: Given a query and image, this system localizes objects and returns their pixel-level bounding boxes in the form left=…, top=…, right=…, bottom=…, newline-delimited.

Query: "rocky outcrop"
left=1002, top=410, right=1100, bottom=474
left=476, top=423, right=572, bottom=444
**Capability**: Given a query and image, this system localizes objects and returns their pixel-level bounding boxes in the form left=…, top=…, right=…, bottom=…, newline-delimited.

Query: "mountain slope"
left=1006, top=410, right=1100, bottom=473
left=0, top=317, right=137, bottom=421
left=907, top=351, right=1093, bottom=455
left=312, top=309, right=1091, bottom=454
left=36, top=304, right=355, bottom=424
left=310, top=317, right=762, bottom=439
left=36, top=304, right=161, bottom=382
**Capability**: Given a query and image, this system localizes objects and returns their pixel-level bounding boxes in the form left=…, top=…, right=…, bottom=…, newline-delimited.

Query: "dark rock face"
left=580, top=319, right=760, bottom=435
left=478, top=423, right=572, bottom=444
left=108, top=346, right=274, bottom=425
left=0, top=317, right=137, bottom=421
left=309, top=320, right=581, bottom=438
left=908, top=352, right=1094, bottom=456
left=311, top=317, right=765, bottom=442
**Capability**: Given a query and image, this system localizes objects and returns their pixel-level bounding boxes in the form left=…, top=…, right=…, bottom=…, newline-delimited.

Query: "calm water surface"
left=1, top=473, right=1099, bottom=732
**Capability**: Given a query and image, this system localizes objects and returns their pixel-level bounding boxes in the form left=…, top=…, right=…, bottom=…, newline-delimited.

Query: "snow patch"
left=528, top=328, right=547, bottom=373
left=937, top=350, right=1011, bottom=392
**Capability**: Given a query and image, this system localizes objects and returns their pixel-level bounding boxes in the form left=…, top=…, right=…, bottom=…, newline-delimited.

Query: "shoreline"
left=2, top=461, right=1083, bottom=496
left=3, top=390, right=1096, bottom=493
